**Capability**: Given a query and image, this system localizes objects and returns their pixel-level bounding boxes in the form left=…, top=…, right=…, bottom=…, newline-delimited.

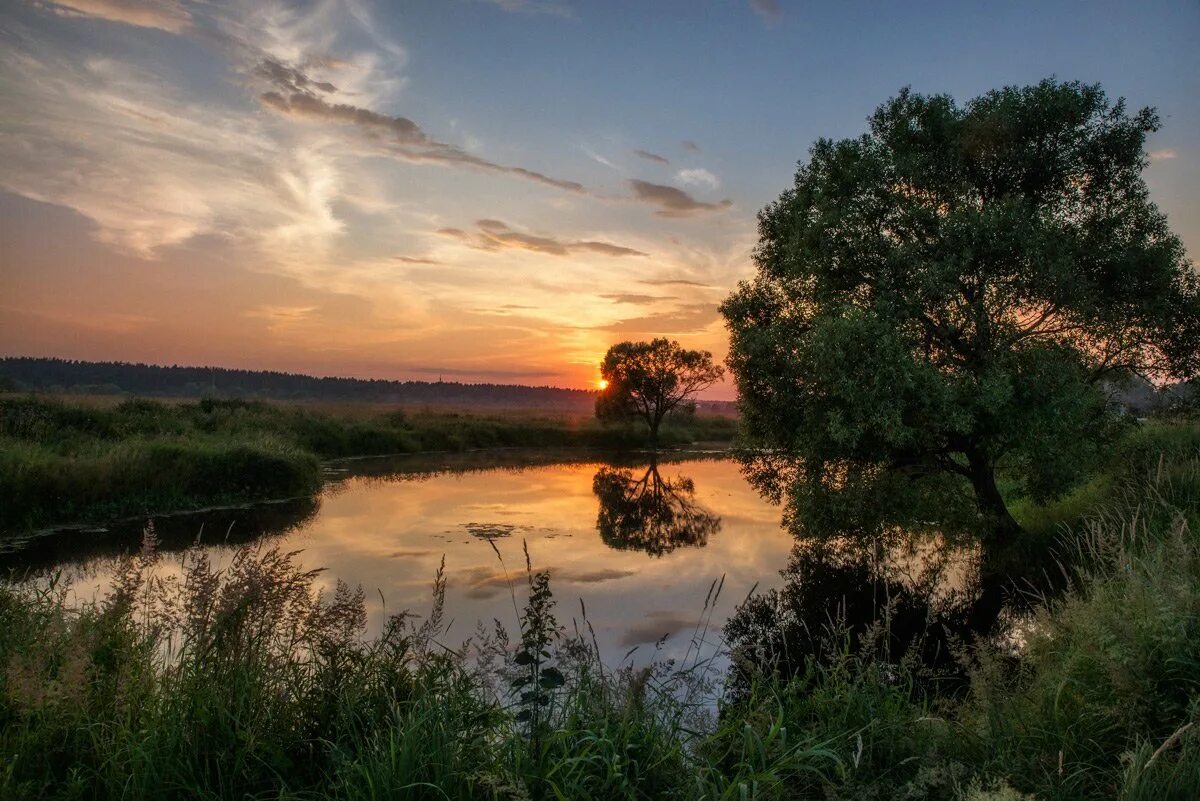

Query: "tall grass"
left=0, top=530, right=833, bottom=800
left=958, top=456, right=1200, bottom=800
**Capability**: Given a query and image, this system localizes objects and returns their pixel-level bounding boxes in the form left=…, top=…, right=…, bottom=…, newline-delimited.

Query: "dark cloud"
left=633, top=148, right=670, bottom=165
left=259, top=91, right=587, bottom=193
left=567, top=568, right=636, bottom=584
left=460, top=567, right=512, bottom=599
left=461, top=564, right=634, bottom=600
left=750, top=0, right=781, bottom=22
left=627, top=179, right=732, bottom=218
left=255, top=58, right=337, bottom=95
left=393, top=255, right=440, bottom=264
left=601, top=303, right=721, bottom=334
left=681, top=140, right=701, bottom=153
left=639, top=278, right=713, bottom=289
left=443, top=219, right=646, bottom=258
left=619, top=611, right=696, bottom=647
left=574, top=241, right=647, bottom=257
left=485, top=230, right=572, bottom=256
left=600, top=293, right=675, bottom=305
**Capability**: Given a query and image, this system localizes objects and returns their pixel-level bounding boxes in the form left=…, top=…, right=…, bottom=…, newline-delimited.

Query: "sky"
left=1, top=0, right=1197, bottom=397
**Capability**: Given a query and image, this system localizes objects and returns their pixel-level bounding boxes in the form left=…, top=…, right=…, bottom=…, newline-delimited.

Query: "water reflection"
left=592, top=458, right=722, bottom=556
left=1, top=455, right=792, bottom=666
left=725, top=532, right=1015, bottom=694
left=0, top=451, right=1035, bottom=676
left=0, top=496, right=321, bottom=581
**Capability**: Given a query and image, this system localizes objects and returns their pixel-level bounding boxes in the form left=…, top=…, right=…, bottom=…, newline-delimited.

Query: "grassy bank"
left=0, top=395, right=737, bottom=533
left=0, top=429, right=1197, bottom=799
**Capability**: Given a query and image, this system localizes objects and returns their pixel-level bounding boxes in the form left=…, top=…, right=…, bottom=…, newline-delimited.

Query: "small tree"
left=596, top=338, right=724, bottom=447
left=722, top=79, right=1200, bottom=540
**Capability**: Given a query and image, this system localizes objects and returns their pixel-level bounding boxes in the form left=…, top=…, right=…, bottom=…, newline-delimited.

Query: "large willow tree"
left=721, top=80, right=1200, bottom=540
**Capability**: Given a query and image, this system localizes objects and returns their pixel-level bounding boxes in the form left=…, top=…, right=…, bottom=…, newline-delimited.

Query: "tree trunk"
left=965, top=448, right=1022, bottom=538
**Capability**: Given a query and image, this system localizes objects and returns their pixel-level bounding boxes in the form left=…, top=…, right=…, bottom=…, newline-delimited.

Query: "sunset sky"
left=1, top=0, right=1197, bottom=396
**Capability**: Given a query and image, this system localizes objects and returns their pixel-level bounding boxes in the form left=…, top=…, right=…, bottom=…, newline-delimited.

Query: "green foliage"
left=959, top=457, right=1200, bottom=800
left=597, top=338, right=724, bottom=444
left=722, top=79, right=1200, bottom=541
left=511, top=559, right=564, bottom=735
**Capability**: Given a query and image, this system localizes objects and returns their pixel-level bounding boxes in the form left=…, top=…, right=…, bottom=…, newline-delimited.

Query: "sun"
left=597, top=379, right=609, bottom=390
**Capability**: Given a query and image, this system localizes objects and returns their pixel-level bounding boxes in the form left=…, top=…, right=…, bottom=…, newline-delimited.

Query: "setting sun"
left=597, top=379, right=609, bottom=390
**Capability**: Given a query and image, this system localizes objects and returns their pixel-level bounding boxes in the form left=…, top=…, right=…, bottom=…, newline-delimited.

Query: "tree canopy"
left=721, top=79, right=1200, bottom=539
left=596, top=339, right=724, bottom=445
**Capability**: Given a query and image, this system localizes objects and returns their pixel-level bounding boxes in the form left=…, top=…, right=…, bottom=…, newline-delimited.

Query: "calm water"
left=2, top=450, right=992, bottom=667
left=3, top=452, right=804, bottom=664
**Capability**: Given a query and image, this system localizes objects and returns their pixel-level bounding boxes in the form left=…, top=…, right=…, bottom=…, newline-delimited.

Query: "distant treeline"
left=0, top=357, right=602, bottom=409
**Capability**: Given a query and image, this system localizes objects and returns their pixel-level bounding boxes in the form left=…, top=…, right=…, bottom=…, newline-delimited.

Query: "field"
left=0, top=394, right=738, bottom=534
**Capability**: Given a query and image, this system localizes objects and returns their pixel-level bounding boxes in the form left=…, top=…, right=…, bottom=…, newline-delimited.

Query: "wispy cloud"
left=640, top=278, right=713, bottom=288
left=260, top=89, right=587, bottom=193
left=479, top=0, right=574, bottom=18
left=633, top=148, right=669, bottom=165
left=1149, top=149, right=1177, bottom=162
left=0, top=43, right=343, bottom=258
left=681, top=140, right=701, bottom=153
left=676, top=167, right=720, bottom=190
left=393, top=255, right=441, bottom=264
left=45, top=0, right=191, bottom=33
left=628, top=180, right=732, bottom=218
left=601, top=303, right=720, bottom=334
left=600, top=293, right=676, bottom=305
left=437, top=220, right=646, bottom=257
left=750, top=0, right=781, bottom=24
left=581, top=145, right=617, bottom=169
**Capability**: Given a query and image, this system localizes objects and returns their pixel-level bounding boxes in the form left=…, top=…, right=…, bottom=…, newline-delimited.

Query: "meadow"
left=0, top=394, right=737, bottom=533
left=0, top=421, right=1197, bottom=800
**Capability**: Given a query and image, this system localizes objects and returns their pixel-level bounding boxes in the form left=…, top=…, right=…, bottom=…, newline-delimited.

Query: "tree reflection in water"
left=725, top=533, right=1012, bottom=695
left=592, top=458, right=721, bottom=556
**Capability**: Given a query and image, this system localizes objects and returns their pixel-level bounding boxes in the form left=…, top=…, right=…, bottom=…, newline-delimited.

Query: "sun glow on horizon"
left=597, top=379, right=609, bottom=390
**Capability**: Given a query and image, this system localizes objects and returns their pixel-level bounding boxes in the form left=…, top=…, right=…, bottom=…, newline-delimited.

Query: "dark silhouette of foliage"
left=0, top=357, right=597, bottom=410
left=722, top=79, right=1200, bottom=540
left=592, top=459, right=721, bottom=556
left=595, top=339, right=724, bottom=446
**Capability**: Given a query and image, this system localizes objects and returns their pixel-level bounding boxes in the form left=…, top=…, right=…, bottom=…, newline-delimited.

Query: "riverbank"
left=0, top=428, right=1196, bottom=800
left=0, top=394, right=737, bottom=534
